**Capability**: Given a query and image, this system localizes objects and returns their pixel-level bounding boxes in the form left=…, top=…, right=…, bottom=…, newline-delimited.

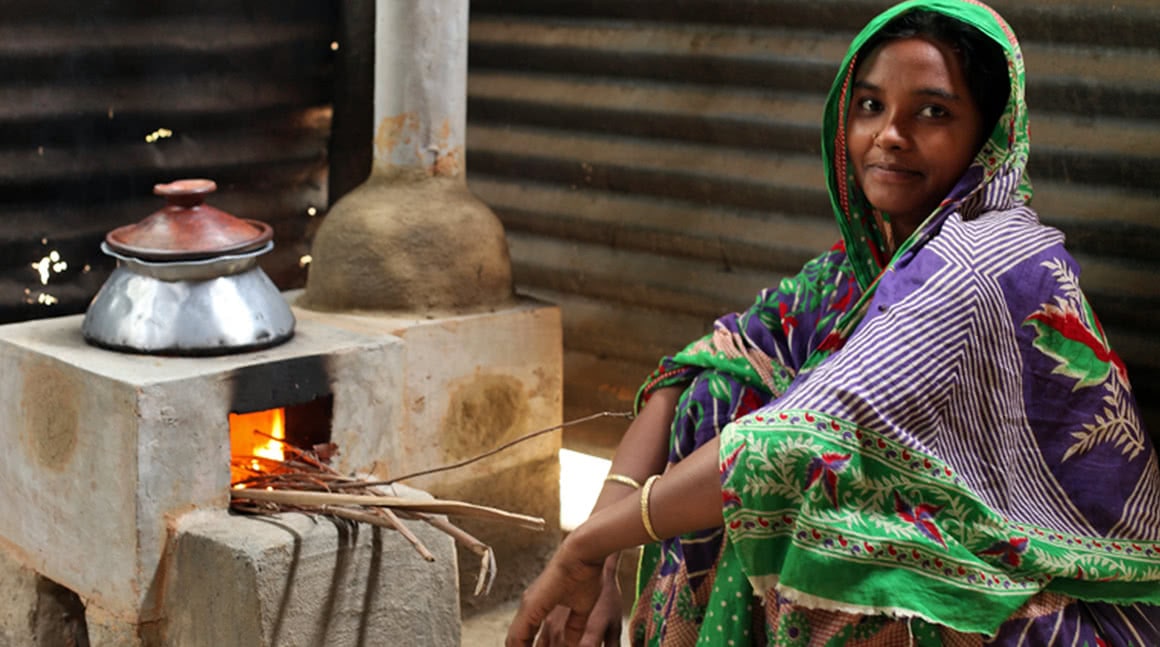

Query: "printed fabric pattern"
left=630, top=242, right=863, bottom=646
left=630, top=0, right=1160, bottom=645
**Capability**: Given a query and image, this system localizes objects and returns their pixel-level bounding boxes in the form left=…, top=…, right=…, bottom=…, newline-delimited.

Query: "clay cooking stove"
left=0, top=182, right=538, bottom=646
left=0, top=0, right=567, bottom=641
left=0, top=296, right=471, bottom=645
left=0, top=178, right=563, bottom=644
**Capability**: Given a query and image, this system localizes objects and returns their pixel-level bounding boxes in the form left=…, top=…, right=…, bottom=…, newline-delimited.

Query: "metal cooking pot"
left=81, top=179, right=295, bottom=355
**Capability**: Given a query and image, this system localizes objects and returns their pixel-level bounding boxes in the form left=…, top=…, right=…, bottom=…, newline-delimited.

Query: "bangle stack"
left=604, top=473, right=643, bottom=490
left=640, top=474, right=662, bottom=543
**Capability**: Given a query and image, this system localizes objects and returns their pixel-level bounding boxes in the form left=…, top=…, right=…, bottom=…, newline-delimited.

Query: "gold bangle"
left=604, top=473, right=643, bottom=490
left=640, top=474, right=662, bottom=543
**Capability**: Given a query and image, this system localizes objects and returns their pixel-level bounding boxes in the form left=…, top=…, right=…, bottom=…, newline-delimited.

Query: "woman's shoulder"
left=960, top=205, right=1060, bottom=242
left=926, top=207, right=1096, bottom=317
left=930, top=207, right=1069, bottom=277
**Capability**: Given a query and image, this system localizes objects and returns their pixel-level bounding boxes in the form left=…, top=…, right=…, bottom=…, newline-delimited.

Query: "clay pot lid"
left=105, top=179, right=273, bottom=261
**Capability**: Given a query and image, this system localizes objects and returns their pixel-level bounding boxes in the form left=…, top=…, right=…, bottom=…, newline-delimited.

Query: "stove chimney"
left=298, top=0, right=513, bottom=313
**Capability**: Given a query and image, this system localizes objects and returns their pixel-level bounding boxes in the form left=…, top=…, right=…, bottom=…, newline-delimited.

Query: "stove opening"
left=229, top=396, right=334, bottom=486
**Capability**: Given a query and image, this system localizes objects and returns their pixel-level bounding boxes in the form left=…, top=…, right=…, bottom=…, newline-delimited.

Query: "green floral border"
left=720, top=408, right=1160, bottom=632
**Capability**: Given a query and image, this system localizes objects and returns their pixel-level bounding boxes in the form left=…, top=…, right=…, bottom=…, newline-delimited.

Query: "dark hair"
left=856, top=10, right=1010, bottom=139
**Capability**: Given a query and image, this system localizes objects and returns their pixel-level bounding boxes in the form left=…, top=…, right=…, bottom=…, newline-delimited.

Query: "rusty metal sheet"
left=465, top=1, right=1160, bottom=432
left=0, top=3, right=338, bottom=324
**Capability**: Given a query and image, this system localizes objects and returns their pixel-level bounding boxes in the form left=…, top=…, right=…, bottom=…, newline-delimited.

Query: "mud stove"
left=0, top=299, right=562, bottom=646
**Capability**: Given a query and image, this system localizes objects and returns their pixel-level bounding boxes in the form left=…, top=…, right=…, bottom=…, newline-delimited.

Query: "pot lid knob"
left=154, top=178, right=218, bottom=206
left=104, top=178, right=273, bottom=261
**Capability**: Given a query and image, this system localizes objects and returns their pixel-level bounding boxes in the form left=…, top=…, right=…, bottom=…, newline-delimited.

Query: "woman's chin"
left=866, top=200, right=923, bottom=224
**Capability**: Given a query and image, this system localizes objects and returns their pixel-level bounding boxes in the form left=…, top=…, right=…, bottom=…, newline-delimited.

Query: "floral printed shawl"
left=634, top=0, right=1160, bottom=641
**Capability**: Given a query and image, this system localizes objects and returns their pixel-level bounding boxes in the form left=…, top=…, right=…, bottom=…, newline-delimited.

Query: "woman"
left=508, top=1, right=1160, bottom=645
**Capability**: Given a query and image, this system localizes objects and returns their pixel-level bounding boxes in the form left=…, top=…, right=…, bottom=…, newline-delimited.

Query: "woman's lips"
left=866, top=163, right=922, bottom=183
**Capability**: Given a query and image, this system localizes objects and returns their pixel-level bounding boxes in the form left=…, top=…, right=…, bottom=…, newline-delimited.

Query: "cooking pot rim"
left=101, top=240, right=273, bottom=268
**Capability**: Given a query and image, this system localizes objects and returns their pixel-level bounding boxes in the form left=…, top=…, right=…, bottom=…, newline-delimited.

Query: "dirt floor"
left=461, top=600, right=633, bottom=647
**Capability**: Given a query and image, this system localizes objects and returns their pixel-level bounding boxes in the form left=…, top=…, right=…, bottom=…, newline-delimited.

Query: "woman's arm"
left=507, top=435, right=724, bottom=647
left=535, top=386, right=681, bottom=645
left=571, top=434, right=723, bottom=560
left=593, top=385, right=680, bottom=508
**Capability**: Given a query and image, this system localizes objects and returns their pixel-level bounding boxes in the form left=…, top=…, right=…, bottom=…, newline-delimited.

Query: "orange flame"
left=229, top=408, right=286, bottom=486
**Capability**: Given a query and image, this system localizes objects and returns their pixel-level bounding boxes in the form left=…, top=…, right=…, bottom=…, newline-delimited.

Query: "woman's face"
left=846, top=36, right=985, bottom=238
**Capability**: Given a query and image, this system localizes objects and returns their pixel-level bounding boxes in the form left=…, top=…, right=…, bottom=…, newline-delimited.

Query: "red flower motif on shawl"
left=829, top=280, right=856, bottom=312
left=721, top=441, right=746, bottom=482
left=804, top=453, right=851, bottom=507
left=1022, top=259, right=1146, bottom=463
left=732, top=388, right=764, bottom=421
left=722, top=489, right=743, bottom=510
left=778, top=301, right=798, bottom=331
left=893, top=491, right=947, bottom=548
left=1024, top=302, right=1127, bottom=389
left=816, top=330, right=847, bottom=353
left=1023, top=259, right=1127, bottom=389
left=979, top=537, right=1029, bottom=567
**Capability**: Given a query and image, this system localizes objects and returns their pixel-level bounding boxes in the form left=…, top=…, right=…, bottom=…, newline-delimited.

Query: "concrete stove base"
left=0, top=504, right=459, bottom=647
left=0, top=294, right=562, bottom=644
left=163, top=507, right=459, bottom=647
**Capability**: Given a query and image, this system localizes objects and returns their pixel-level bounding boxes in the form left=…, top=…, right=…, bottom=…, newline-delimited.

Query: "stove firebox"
left=0, top=297, right=562, bottom=646
left=0, top=312, right=451, bottom=644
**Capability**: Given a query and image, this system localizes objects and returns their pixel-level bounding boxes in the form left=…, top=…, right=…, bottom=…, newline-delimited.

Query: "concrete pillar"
left=371, top=0, right=467, bottom=176
left=300, top=0, right=513, bottom=313
left=297, top=1, right=558, bottom=618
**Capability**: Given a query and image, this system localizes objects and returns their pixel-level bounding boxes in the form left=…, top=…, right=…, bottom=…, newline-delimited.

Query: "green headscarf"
left=822, top=0, right=1033, bottom=291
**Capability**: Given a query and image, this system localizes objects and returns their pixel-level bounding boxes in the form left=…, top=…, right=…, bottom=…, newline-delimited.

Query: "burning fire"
left=230, top=408, right=286, bottom=486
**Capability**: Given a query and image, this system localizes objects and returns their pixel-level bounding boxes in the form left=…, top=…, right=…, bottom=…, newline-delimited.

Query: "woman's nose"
left=874, top=115, right=908, bottom=150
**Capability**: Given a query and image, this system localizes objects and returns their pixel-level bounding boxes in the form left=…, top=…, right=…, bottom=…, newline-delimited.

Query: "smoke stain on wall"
left=440, top=373, right=527, bottom=462
left=20, top=359, right=79, bottom=470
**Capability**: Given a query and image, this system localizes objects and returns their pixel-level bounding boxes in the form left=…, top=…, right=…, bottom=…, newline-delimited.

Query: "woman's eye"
left=857, top=97, right=881, bottom=112
left=920, top=105, right=949, bottom=118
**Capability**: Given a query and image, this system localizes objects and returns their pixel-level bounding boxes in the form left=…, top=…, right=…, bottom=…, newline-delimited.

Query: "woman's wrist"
left=560, top=519, right=613, bottom=569
left=602, top=551, right=621, bottom=584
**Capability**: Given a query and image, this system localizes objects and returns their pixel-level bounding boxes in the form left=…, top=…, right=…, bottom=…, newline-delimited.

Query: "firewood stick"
left=367, top=507, right=435, bottom=562
left=252, top=431, right=336, bottom=473
left=404, top=512, right=497, bottom=595
left=298, top=475, right=336, bottom=491
left=319, top=505, right=436, bottom=562
left=238, top=473, right=355, bottom=490
left=231, top=489, right=545, bottom=531
left=405, top=513, right=487, bottom=557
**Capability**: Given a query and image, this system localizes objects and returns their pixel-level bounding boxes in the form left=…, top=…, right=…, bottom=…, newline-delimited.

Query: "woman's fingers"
left=577, top=619, right=617, bottom=647
left=507, top=589, right=552, bottom=647
left=505, top=572, right=580, bottom=645
left=506, top=550, right=604, bottom=646
left=538, top=570, right=623, bottom=647
left=507, top=596, right=592, bottom=646
left=533, top=606, right=570, bottom=647
left=562, top=607, right=594, bottom=645
left=577, top=579, right=623, bottom=647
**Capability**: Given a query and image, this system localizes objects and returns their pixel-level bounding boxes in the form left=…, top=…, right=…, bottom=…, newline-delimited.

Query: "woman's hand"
left=509, top=433, right=724, bottom=645
left=506, top=538, right=605, bottom=646
left=534, top=554, right=625, bottom=646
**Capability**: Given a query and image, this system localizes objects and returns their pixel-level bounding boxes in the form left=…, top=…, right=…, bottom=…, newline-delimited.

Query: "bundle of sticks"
left=229, top=437, right=546, bottom=596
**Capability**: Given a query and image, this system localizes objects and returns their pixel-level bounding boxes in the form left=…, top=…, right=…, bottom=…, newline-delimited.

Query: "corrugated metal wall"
left=0, top=1, right=339, bottom=325
left=3, top=1, right=1153, bottom=443
left=465, top=0, right=1160, bottom=448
